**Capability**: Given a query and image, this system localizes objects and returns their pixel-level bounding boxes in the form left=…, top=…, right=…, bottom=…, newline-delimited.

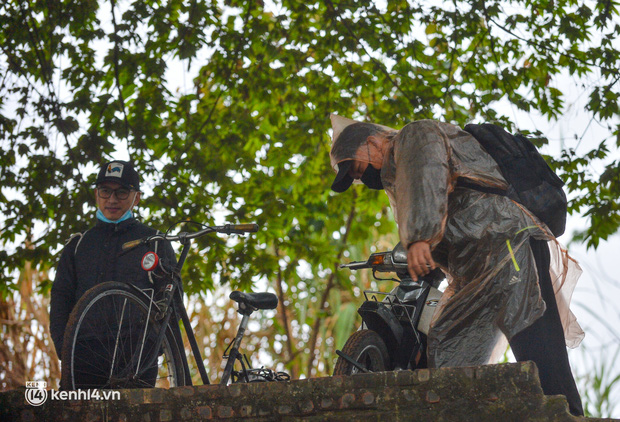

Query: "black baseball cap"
left=95, top=161, right=140, bottom=191
left=331, top=160, right=354, bottom=192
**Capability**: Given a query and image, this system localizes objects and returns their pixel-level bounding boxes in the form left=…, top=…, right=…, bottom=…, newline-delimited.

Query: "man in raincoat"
left=329, top=115, right=584, bottom=416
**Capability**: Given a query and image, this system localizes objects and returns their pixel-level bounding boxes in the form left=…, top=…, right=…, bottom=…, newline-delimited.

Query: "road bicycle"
left=60, top=223, right=289, bottom=390
left=333, top=242, right=445, bottom=375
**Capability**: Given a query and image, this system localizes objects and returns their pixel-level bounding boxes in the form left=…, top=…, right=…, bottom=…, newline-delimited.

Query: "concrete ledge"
left=1, top=362, right=617, bottom=421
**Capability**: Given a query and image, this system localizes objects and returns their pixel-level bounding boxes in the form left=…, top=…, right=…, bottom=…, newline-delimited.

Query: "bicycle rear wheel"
left=333, top=329, right=390, bottom=375
left=61, top=281, right=186, bottom=390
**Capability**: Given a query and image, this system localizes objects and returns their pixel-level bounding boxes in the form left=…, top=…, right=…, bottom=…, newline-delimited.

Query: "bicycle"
left=333, top=242, right=445, bottom=375
left=60, top=223, right=289, bottom=390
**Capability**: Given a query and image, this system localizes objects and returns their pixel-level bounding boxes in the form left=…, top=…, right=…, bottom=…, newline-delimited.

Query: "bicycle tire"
left=333, top=329, right=391, bottom=375
left=61, top=281, right=186, bottom=389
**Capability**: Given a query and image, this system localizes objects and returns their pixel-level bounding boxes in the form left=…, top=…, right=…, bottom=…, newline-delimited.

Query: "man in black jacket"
left=50, top=160, right=177, bottom=388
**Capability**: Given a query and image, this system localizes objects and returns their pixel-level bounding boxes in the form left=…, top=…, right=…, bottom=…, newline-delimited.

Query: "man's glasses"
left=97, top=187, right=133, bottom=200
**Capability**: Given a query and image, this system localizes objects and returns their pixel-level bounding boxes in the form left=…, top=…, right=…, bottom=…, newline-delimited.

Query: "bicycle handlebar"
left=121, top=238, right=146, bottom=252
left=339, top=261, right=372, bottom=270
left=121, top=223, right=259, bottom=252
left=339, top=251, right=409, bottom=273
left=224, top=223, right=259, bottom=234
left=340, top=249, right=444, bottom=289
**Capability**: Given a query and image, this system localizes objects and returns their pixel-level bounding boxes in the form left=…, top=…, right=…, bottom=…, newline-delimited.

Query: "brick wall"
left=1, top=362, right=615, bottom=421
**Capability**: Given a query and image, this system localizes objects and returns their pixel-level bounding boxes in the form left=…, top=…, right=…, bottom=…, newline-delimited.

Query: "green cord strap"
left=506, top=239, right=520, bottom=272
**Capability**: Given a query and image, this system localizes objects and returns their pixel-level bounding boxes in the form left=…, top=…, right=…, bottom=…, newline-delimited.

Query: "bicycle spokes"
left=63, top=283, right=184, bottom=390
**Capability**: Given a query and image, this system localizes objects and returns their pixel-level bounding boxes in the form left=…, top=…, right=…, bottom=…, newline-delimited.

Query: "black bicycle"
left=333, top=242, right=445, bottom=375
left=60, top=223, right=289, bottom=389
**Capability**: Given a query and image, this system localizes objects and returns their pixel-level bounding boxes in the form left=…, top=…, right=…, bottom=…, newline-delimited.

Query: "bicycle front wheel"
left=61, top=281, right=186, bottom=390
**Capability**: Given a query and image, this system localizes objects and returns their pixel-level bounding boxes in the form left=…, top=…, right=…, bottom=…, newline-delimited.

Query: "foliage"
left=1, top=0, right=619, bottom=382
left=576, top=344, right=620, bottom=418
left=0, top=258, right=59, bottom=390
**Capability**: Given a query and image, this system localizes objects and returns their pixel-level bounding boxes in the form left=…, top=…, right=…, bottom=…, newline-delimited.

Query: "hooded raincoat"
left=330, top=116, right=583, bottom=367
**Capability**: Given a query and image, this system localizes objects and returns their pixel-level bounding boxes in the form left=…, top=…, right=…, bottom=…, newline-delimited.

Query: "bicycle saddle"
left=230, top=291, right=278, bottom=310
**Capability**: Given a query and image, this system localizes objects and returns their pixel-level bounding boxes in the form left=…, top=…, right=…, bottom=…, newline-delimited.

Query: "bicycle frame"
left=121, top=223, right=265, bottom=386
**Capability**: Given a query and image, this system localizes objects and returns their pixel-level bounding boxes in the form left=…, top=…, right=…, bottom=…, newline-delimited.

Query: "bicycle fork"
left=116, top=286, right=175, bottom=386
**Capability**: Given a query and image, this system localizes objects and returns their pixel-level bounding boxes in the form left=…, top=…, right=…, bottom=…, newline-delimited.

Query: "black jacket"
left=49, top=217, right=177, bottom=356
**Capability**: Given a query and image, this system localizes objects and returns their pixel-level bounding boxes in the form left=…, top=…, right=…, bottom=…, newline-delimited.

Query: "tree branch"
left=305, top=191, right=357, bottom=376
left=274, top=245, right=296, bottom=377
left=110, top=0, right=133, bottom=143
left=324, top=0, right=419, bottom=110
